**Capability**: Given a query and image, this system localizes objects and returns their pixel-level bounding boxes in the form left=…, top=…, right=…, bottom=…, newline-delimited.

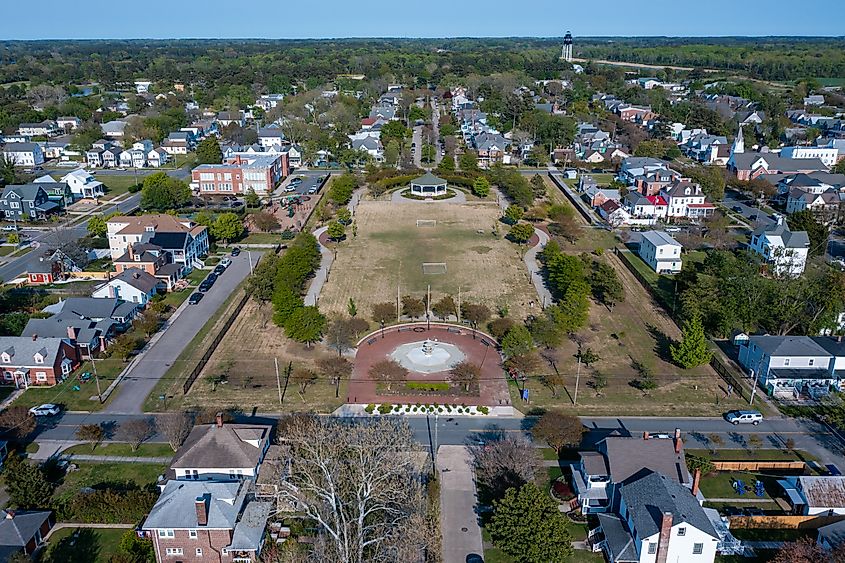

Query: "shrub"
left=407, top=382, right=450, bottom=392
left=478, top=406, right=490, bottom=415
left=365, top=404, right=376, bottom=414
left=457, top=407, right=464, bottom=413
left=61, top=488, right=159, bottom=523
left=280, top=229, right=295, bottom=240
left=378, top=403, right=393, bottom=415
left=551, top=479, right=575, bottom=501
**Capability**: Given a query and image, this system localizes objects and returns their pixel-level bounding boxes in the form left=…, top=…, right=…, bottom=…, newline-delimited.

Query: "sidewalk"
left=438, top=446, right=484, bottom=563
left=524, top=228, right=552, bottom=307
left=304, top=226, right=333, bottom=306
left=65, top=453, right=172, bottom=463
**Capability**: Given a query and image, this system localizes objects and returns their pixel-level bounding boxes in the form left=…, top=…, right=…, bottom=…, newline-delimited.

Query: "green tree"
left=0, top=155, right=17, bottom=185
left=508, top=223, right=535, bottom=244
left=86, top=215, right=107, bottom=238
left=246, top=254, right=280, bottom=307
left=504, top=205, right=524, bottom=224
left=531, top=411, right=585, bottom=454
left=244, top=188, right=260, bottom=208
left=590, top=261, right=624, bottom=310
left=788, top=209, right=829, bottom=256
left=501, top=324, right=534, bottom=358
left=118, top=529, right=155, bottom=562
left=530, top=174, right=546, bottom=198
left=6, top=232, right=19, bottom=246
left=472, top=176, right=491, bottom=198
left=380, top=121, right=409, bottom=146
left=384, top=140, right=401, bottom=168
left=196, top=136, right=223, bottom=164
left=272, top=285, right=304, bottom=326
left=328, top=174, right=357, bottom=206
left=327, top=221, right=345, bottom=241
left=2, top=454, right=55, bottom=509
left=211, top=213, right=244, bottom=244
left=437, top=153, right=455, bottom=172
left=284, top=306, right=326, bottom=348
left=140, top=172, right=191, bottom=210
left=487, top=483, right=573, bottom=563
left=670, top=315, right=712, bottom=369
left=833, top=159, right=845, bottom=175
left=432, top=295, right=457, bottom=320
left=579, top=347, right=600, bottom=367
left=459, top=150, right=478, bottom=172
left=336, top=207, right=352, bottom=225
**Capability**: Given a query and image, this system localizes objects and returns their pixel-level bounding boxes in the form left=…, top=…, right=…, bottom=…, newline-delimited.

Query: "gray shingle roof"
left=752, top=222, right=810, bottom=249
left=600, top=437, right=690, bottom=486
left=621, top=471, right=718, bottom=539
left=0, top=336, right=65, bottom=367
left=596, top=513, right=638, bottom=562
left=747, top=335, right=830, bottom=357
left=0, top=510, right=51, bottom=548
left=170, top=423, right=271, bottom=470
left=110, top=268, right=158, bottom=293
left=229, top=501, right=272, bottom=551
left=143, top=481, right=245, bottom=530
left=2, top=184, right=47, bottom=202
left=641, top=231, right=682, bottom=248
left=2, top=143, right=39, bottom=152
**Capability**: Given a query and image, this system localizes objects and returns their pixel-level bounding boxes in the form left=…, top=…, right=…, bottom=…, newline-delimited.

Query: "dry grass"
left=178, top=299, right=348, bottom=413
left=319, top=199, right=537, bottom=321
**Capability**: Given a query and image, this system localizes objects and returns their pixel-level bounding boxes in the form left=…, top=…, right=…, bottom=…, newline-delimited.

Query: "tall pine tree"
left=671, top=315, right=712, bottom=369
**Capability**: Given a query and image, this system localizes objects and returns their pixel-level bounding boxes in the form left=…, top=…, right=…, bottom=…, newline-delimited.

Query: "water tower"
left=562, top=31, right=573, bottom=62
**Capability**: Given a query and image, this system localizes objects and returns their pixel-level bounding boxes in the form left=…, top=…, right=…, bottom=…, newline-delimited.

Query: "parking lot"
left=276, top=174, right=328, bottom=197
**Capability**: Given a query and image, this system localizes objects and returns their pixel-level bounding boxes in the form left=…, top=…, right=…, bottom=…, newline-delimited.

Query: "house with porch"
left=0, top=335, right=79, bottom=387
left=60, top=169, right=104, bottom=199
left=92, top=268, right=158, bottom=306
left=749, top=217, right=809, bottom=277
left=0, top=184, right=60, bottom=222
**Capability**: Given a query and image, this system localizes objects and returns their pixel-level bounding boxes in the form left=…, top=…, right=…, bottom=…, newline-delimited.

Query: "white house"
left=101, top=120, right=127, bottom=139
left=661, top=180, right=715, bottom=220
left=638, top=231, right=682, bottom=274
left=2, top=143, right=45, bottom=166
left=119, top=149, right=146, bottom=168
left=56, top=117, right=81, bottom=131
left=134, top=80, right=153, bottom=94
left=60, top=169, right=104, bottom=199
left=147, top=148, right=170, bottom=168
left=749, top=217, right=810, bottom=276
left=17, top=121, right=58, bottom=137
left=781, top=145, right=839, bottom=168
left=624, top=193, right=668, bottom=223
left=92, top=268, right=158, bottom=305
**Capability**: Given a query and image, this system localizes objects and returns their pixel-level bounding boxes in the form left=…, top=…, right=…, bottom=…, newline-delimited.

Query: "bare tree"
left=471, top=437, right=540, bottom=501
left=279, top=417, right=435, bottom=563
left=317, top=356, right=353, bottom=388
left=326, top=318, right=355, bottom=357
left=159, top=411, right=194, bottom=452
left=119, top=417, right=156, bottom=452
left=76, top=423, right=105, bottom=451
left=0, top=406, right=36, bottom=440
left=369, top=359, right=408, bottom=392
left=372, top=303, right=395, bottom=327
left=291, top=367, right=318, bottom=395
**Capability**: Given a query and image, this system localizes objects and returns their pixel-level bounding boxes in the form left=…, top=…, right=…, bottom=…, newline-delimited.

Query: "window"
left=9, top=202, right=19, bottom=209
left=36, top=372, right=47, bottom=381
left=809, top=359, right=815, bottom=366
left=784, top=358, right=790, bottom=366
left=158, top=529, right=175, bottom=538
left=693, top=543, right=704, bottom=555
left=677, top=527, right=686, bottom=536
left=196, top=548, right=203, bottom=556
left=647, top=543, right=656, bottom=554
left=189, top=530, right=197, bottom=538
left=165, top=547, right=183, bottom=556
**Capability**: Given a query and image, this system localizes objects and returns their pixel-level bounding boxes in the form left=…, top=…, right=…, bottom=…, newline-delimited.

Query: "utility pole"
left=427, top=284, right=431, bottom=331
left=274, top=357, right=282, bottom=406
left=457, top=286, right=462, bottom=323
left=573, top=354, right=582, bottom=406
left=280, top=361, right=292, bottom=404
left=91, top=355, right=103, bottom=404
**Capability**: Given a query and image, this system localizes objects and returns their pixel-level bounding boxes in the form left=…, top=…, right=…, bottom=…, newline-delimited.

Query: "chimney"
left=674, top=428, right=683, bottom=454
left=194, top=495, right=208, bottom=526
left=31, top=334, right=37, bottom=341
left=5, top=510, right=14, bottom=520
left=692, top=468, right=702, bottom=496
left=128, top=244, right=134, bottom=261
left=215, top=412, right=223, bottom=428
left=66, top=326, right=76, bottom=340
left=643, top=431, right=650, bottom=440
left=655, top=512, right=673, bottom=563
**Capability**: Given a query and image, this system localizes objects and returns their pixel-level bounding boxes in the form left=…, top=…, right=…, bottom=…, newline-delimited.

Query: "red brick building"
left=191, top=152, right=288, bottom=196
left=0, top=335, right=79, bottom=387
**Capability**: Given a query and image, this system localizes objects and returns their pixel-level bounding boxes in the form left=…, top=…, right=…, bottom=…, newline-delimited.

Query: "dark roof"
left=580, top=452, right=609, bottom=476
left=620, top=471, right=718, bottom=539
left=149, top=232, right=189, bottom=250
left=2, top=184, right=46, bottom=202
left=411, top=172, right=447, bottom=187
left=596, top=513, right=638, bottom=563
left=600, top=436, right=690, bottom=485
left=110, top=268, right=158, bottom=292
left=811, top=336, right=845, bottom=357
left=747, top=335, right=829, bottom=357
left=170, top=422, right=271, bottom=470
left=0, top=510, right=51, bottom=548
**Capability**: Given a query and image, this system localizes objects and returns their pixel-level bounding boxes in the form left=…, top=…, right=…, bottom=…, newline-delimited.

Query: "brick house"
left=142, top=480, right=271, bottom=563
left=0, top=335, right=79, bottom=387
left=191, top=153, right=288, bottom=196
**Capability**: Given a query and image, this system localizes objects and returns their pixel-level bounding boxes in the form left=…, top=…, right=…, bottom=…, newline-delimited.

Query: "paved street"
left=103, top=251, right=259, bottom=414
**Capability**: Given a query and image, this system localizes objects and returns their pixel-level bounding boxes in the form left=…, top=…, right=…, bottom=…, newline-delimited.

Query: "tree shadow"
left=728, top=431, right=747, bottom=450
left=646, top=324, right=673, bottom=362
left=44, top=528, right=101, bottom=563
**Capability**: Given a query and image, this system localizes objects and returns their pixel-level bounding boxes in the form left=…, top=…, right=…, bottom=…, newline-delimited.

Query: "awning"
left=35, top=201, right=60, bottom=212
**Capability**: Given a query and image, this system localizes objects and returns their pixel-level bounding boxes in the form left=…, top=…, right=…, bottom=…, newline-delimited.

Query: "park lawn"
left=39, top=527, right=127, bottom=563
left=239, top=233, right=281, bottom=244
left=686, top=448, right=818, bottom=463
left=12, top=360, right=123, bottom=412
left=63, top=442, right=173, bottom=458
left=53, top=462, right=165, bottom=504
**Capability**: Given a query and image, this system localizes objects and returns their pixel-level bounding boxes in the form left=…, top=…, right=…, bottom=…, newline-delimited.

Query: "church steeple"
left=731, top=125, right=745, bottom=155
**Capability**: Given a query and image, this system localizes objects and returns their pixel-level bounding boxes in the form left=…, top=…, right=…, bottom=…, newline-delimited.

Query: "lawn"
left=482, top=527, right=601, bottom=563
left=698, top=471, right=775, bottom=500
left=185, top=268, right=207, bottom=285
left=0, top=245, right=16, bottom=257
left=62, top=442, right=174, bottom=458
left=99, top=174, right=145, bottom=200
left=158, top=287, right=192, bottom=309
left=686, top=448, right=817, bottom=463
left=239, top=233, right=282, bottom=245
left=319, top=198, right=538, bottom=320
left=39, top=527, right=128, bottom=563
left=12, top=359, right=125, bottom=412
left=53, top=462, right=165, bottom=504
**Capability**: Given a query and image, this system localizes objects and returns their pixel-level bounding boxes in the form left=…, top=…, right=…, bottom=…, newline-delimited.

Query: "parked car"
left=206, top=273, right=218, bottom=284
left=198, top=281, right=213, bottom=292
left=307, top=186, right=318, bottom=194
left=231, top=247, right=241, bottom=256
left=724, top=410, right=763, bottom=425
left=219, top=258, right=232, bottom=268
left=188, top=292, right=204, bottom=305
left=1, top=225, right=18, bottom=232
left=29, top=404, right=61, bottom=417
left=213, top=264, right=226, bottom=275
left=284, top=186, right=296, bottom=193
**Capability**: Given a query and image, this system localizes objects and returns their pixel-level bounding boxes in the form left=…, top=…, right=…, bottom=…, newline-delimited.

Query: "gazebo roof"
left=411, top=172, right=448, bottom=187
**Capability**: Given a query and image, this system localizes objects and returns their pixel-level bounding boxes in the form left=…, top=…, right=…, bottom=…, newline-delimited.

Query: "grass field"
left=99, top=175, right=144, bottom=199
left=182, top=298, right=348, bottom=413
left=239, top=233, right=282, bottom=244
left=39, top=527, right=128, bottom=563
left=319, top=199, right=537, bottom=320
left=53, top=462, right=165, bottom=504
left=62, top=442, right=174, bottom=458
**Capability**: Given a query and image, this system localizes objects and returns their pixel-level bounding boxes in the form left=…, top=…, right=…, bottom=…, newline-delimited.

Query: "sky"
left=1, top=0, right=843, bottom=39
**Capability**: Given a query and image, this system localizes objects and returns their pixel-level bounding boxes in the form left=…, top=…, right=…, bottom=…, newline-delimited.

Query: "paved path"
left=524, top=228, right=553, bottom=308
left=305, top=226, right=333, bottom=306
left=438, top=446, right=484, bottom=563
left=103, top=252, right=257, bottom=414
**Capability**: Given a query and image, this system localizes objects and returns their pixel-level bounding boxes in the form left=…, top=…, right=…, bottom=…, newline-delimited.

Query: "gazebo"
left=410, top=172, right=448, bottom=197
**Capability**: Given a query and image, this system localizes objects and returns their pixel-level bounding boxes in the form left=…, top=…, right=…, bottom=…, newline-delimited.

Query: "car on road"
left=29, top=403, right=61, bottom=417
left=1, top=225, right=19, bottom=232
left=724, top=410, right=763, bottom=425
left=231, top=247, right=241, bottom=256
left=206, top=272, right=218, bottom=284
left=307, top=186, right=318, bottom=194
left=188, top=292, right=204, bottom=305
left=219, top=257, right=232, bottom=268
left=284, top=185, right=296, bottom=193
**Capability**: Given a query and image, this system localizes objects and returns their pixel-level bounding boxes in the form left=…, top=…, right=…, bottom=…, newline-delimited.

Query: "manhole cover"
left=461, top=527, right=468, bottom=533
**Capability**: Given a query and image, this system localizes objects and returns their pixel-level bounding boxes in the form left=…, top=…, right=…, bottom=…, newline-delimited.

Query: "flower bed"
left=364, top=403, right=490, bottom=415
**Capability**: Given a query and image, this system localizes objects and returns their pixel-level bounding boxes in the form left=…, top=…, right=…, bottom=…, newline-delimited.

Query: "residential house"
left=584, top=186, right=621, bottom=207
left=162, top=133, right=190, bottom=156
left=142, top=480, right=271, bottom=563
left=595, top=472, right=719, bottom=563
left=0, top=510, right=54, bottom=560
left=598, top=200, right=631, bottom=227
left=749, top=217, right=810, bottom=276
left=634, top=169, right=683, bottom=197
left=191, top=153, right=287, bottom=196
left=638, top=231, right=683, bottom=274
left=255, top=94, right=284, bottom=111
left=1, top=143, right=45, bottom=167
left=113, top=243, right=182, bottom=291
left=60, top=169, right=104, bottom=199
left=86, top=148, right=105, bottom=168
left=101, top=120, right=128, bottom=139
left=102, top=147, right=122, bottom=168
left=737, top=335, right=840, bottom=398
left=779, top=476, right=845, bottom=516
left=106, top=214, right=209, bottom=268
left=0, top=184, right=60, bottom=221
left=785, top=189, right=844, bottom=223
left=351, top=137, right=384, bottom=162
left=92, top=268, right=158, bottom=306
left=682, top=134, right=730, bottom=166
left=369, top=106, right=397, bottom=121
left=473, top=132, right=508, bottom=168
left=120, top=148, right=146, bottom=168
left=147, top=148, right=170, bottom=168
left=17, top=121, right=58, bottom=137
left=805, top=94, right=826, bottom=106
left=32, top=175, right=73, bottom=208
left=56, top=117, right=81, bottom=131
left=619, top=157, right=670, bottom=184
left=623, top=193, right=667, bottom=225
left=216, top=111, right=244, bottom=128
left=26, top=249, right=79, bottom=285
left=170, top=415, right=272, bottom=481
left=280, top=145, right=302, bottom=168
left=257, top=127, right=286, bottom=150
left=661, top=180, right=715, bottom=221
left=728, top=151, right=828, bottom=181
left=0, top=335, right=79, bottom=387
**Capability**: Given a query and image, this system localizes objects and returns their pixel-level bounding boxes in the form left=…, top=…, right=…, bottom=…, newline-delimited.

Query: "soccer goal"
left=422, top=262, right=447, bottom=275
left=416, top=219, right=437, bottom=227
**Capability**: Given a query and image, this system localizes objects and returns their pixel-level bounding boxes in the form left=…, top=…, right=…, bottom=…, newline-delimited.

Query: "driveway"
left=103, top=252, right=258, bottom=414
left=437, top=446, right=484, bottom=563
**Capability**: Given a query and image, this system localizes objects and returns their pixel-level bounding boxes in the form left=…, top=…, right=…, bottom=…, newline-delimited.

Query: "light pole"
left=573, top=354, right=582, bottom=406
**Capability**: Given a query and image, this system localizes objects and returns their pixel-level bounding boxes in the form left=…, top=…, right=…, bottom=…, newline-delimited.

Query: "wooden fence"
left=729, top=514, right=845, bottom=529
left=546, top=173, right=594, bottom=225
left=712, top=461, right=805, bottom=471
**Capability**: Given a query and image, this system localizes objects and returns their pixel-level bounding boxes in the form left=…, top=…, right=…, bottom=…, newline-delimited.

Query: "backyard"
left=38, top=527, right=129, bottom=563
left=319, top=198, right=538, bottom=321
left=12, top=358, right=125, bottom=412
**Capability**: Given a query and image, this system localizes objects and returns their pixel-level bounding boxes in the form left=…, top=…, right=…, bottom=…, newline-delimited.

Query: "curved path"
left=524, top=227, right=553, bottom=308
left=390, top=189, right=467, bottom=204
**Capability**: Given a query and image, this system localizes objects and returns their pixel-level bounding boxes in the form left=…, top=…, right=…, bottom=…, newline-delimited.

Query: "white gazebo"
left=410, top=172, right=448, bottom=197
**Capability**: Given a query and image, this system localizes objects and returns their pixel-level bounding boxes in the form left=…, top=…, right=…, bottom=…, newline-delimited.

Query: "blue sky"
left=1, top=0, right=842, bottom=39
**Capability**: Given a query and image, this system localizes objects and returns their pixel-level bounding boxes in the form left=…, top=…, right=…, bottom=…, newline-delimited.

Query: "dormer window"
left=0, top=354, right=9, bottom=363
left=34, top=354, right=44, bottom=364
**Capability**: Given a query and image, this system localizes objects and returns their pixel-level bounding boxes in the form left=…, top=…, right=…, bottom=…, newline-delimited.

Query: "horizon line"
left=2, top=34, right=845, bottom=41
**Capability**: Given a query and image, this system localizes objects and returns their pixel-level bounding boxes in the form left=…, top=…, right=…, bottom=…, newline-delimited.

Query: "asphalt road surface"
left=103, top=251, right=259, bottom=414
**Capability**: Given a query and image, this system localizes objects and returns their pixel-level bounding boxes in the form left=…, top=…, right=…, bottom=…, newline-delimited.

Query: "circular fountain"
left=391, top=338, right=465, bottom=374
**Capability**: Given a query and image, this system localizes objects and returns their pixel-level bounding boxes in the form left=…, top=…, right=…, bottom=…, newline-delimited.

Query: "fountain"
left=391, top=338, right=465, bottom=374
